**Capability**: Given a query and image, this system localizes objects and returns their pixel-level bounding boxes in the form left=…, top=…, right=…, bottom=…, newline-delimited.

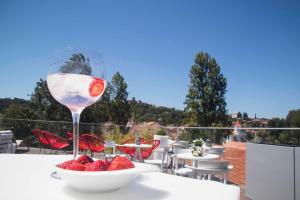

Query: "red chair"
left=65, top=132, right=90, bottom=152
left=140, top=140, right=160, bottom=160
left=32, top=129, right=50, bottom=153
left=80, top=134, right=105, bottom=156
left=42, top=131, right=70, bottom=152
left=117, top=137, right=145, bottom=156
left=65, top=132, right=73, bottom=141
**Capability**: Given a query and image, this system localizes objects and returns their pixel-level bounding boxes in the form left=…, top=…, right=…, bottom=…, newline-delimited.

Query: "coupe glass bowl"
left=55, top=162, right=159, bottom=192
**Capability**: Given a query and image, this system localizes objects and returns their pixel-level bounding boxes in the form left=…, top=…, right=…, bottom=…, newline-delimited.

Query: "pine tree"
left=184, top=52, right=227, bottom=127
left=110, top=72, right=131, bottom=125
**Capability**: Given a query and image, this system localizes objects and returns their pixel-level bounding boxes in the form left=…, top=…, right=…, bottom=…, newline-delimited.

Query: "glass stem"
left=72, top=112, right=81, bottom=159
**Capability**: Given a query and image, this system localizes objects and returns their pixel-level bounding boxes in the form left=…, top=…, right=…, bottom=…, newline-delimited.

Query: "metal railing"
left=1, top=117, right=300, bottom=146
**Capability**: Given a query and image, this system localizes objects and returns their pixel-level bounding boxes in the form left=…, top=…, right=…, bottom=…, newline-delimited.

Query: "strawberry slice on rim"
left=89, top=78, right=105, bottom=97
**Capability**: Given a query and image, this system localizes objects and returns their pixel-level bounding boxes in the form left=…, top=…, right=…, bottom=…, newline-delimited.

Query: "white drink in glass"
left=47, top=73, right=106, bottom=113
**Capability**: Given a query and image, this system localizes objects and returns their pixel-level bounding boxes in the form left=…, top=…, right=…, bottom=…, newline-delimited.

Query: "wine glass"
left=47, top=47, right=106, bottom=159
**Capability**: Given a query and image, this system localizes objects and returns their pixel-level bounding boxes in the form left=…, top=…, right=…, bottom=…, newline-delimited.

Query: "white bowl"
left=55, top=162, right=159, bottom=192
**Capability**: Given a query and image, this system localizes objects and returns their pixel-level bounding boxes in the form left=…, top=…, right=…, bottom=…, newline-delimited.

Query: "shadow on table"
left=16, top=149, right=30, bottom=154
left=62, top=176, right=169, bottom=200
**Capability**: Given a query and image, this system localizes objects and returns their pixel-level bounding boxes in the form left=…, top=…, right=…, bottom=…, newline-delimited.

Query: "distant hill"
left=0, top=97, right=184, bottom=125
left=0, top=98, right=31, bottom=113
left=129, top=99, right=184, bottom=125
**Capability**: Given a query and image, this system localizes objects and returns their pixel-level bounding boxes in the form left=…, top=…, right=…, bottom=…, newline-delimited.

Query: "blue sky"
left=0, top=0, right=299, bottom=119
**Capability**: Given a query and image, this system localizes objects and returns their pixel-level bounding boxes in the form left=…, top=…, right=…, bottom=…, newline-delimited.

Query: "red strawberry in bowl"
left=55, top=156, right=158, bottom=192
left=103, top=160, right=111, bottom=170
left=57, top=160, right=85, bottom=171
left=85, top=160, right=106, bottom=171
left=77, top=155, right=94, bottom=165
left=57, top=160, right=76, bottom=169
left=107, top=156, right=135, bottom=171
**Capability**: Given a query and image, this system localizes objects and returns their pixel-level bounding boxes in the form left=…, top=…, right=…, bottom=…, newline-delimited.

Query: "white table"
left=170, top=141, right=188, bottom=151
left=104, top=144, right=116, bottom=154
left=0, top=154, right=240, bottom=200
left=176, top=153, right=219, bottom=167
left=176, top=153, right=219, bottom=161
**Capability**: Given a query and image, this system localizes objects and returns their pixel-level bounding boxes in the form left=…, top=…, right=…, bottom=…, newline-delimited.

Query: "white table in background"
left=176, top=153, right=219, bottom=167
left=104, top=143, right=116, bottom=154
left=170, top=141, right=188, bottom=151
left=0, top=154, right=240, bottom=200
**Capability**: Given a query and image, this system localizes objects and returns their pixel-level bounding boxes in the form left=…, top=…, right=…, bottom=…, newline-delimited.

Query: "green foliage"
left=59, top=53, right=92, bottom=75
left=2, top=103, right=36, bottom=139
left=258, top=114, right=300, bottom=145
left=237, top=112, right=242, bottom=119
left=156, top=128, right=166, bottom=136
left=268, top=118, right=286, bottom=127
left=129, top=98, right=184, bottom=125
left=140, top=129, right=154, bottom=141
left=110, top=72, right=131, bottom=126
left=178, top=129, right=209, bottom=143
left=242, top=112, right=248, bottom=120
left=104, top=126, right=124, bottom=144
left=278, top=132, right=290, bottom=144
left=184, top=52, right=227, bottom=127
left=0, top=98, right=30, bottom=112
left=286, top=109, right=300, bottom=127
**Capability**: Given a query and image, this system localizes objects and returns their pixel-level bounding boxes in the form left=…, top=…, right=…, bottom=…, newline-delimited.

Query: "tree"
left=2, top=103, right=37, bottom=139
left=59, top=53, right=92, bottom=75
left=110, top=72, right=131, bottom=126
left=286, top=109, right=300, bottom=127
left=237, top=112, right=242, bottom=119
left=242, top=112, right=248, bottom=120
left=286, top=109, right=300, bottom=144
left=268, top=118, right=286, bottom=128
left=0, top=98, right=30, bottom=113
left=30, top=79, right=71, bottom=121
left=184, top=52, right=227, bottom=127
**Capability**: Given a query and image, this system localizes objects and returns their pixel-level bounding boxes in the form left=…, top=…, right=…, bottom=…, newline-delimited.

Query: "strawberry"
left=85, top=160, right=105, bottom=171
left=77, top=155, right=94, bottom=165
left=58, top=160, right=85, bottom=171
left=57, top=160, right=76, bottom=169
left=103, top=160, right=111, bottom=170
left=107, top=156, right=135, bottom=171
left=89, top=78, right=105, bottom=97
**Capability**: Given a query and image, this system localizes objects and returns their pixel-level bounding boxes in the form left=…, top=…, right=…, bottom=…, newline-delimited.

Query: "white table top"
left=210, top=146, right=224, bottom=149
left=104, top=144, right=115, bottom=148
left=122, top=143, right=152, bottom=148
left=0, top=154, right=239, bottom=200
left=176, top=153, right=219, bottom=161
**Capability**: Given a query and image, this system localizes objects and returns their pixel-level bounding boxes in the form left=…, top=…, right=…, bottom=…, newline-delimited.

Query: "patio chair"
left=65, top=132, right=90, bottom=153
left=207, top=146, right=225, bottom=160
left=140, top=140, right=160, bottom=160
left=116, top=137, right=144, bottom=156
left=185, top=160, right=233, bottom=184
left=65, top=132, right=73, bottom=142
left=42, top=131, right=70, bottom=153
left=31, top=129, right=51, bottom=153
left=173, top=148, right=193, bottom=177
left=144, top=146, right=169, bottom=172
left=80, top=134, right=105, bottom=157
